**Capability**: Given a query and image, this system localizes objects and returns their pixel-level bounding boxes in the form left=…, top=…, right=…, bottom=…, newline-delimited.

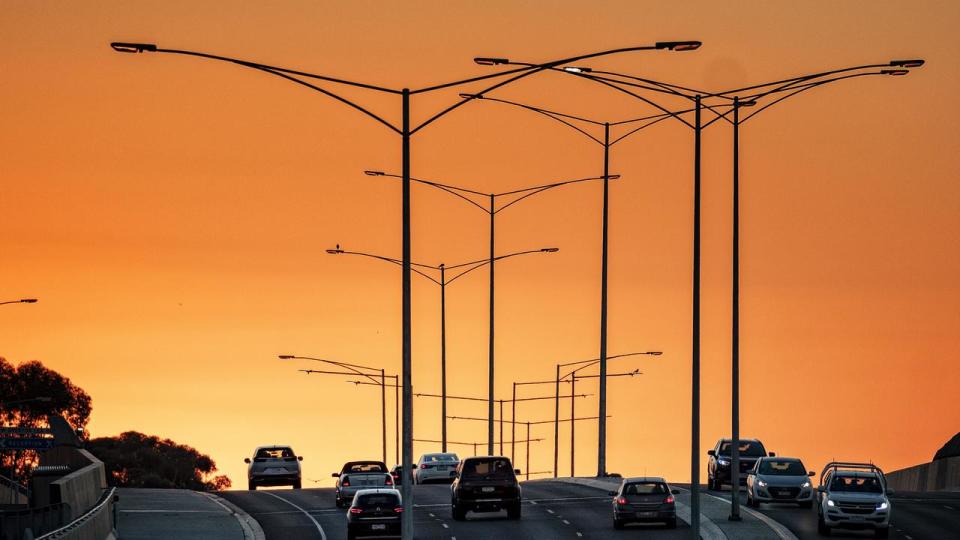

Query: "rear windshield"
left=831, top=475, right=883, bottom=493
left=356, top=494, right=399, bottom=507
left=718, top=441, right=765, bottom=457
left=347, top=463, right=387, bottom=473
left=624, top=482, right=668, bottom=495
left=256, top=448, right=294, bottom=459
left=462, top=458, right=514, bottom=479
left=759, top=460, right=807, bottom=476
left=423, top=454, right=459, bottom=463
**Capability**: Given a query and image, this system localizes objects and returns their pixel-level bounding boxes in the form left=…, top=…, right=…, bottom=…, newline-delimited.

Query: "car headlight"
left=802, top=481, right=811, bottom=488
left=718, top=458, right=730, bottom=466
left=827, top=499, right=836, bottom=507
left=757, top=480, right=767, bottom=488
left=877, top=501, right=888, bottom=510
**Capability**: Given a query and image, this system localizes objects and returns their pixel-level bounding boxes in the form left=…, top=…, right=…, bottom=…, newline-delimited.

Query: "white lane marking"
left=705, top=493, right=797, bottom=540
left=530, top=500, right=538, bottom=505
left=429, top=512, right=435, bottom=517
left=546, top=508, right=554, bottom=514
left=442, top=523, right=449, bottom=529
left=204, top=492, right=266, bottom=540
left=905, top=536, right=913, bottom=540
left=528, top=496, right=609, bottom=503
left=261, top=491, right=327, bottom=540
left=576, top=533, right=583, bottom=537
left=945, top=505, right=955, bottom=510
left=562, top=519, right=570, bottom=525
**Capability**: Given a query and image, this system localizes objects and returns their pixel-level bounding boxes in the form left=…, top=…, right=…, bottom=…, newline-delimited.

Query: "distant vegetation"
left=88, top=431, right=231, bottom=490
left=0, top=357, right=229, bottom=490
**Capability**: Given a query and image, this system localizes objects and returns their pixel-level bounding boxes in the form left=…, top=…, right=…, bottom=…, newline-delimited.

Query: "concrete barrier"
left=35, top=487, right=116, bottom=540
left=886, top=456, right=960, bottom=492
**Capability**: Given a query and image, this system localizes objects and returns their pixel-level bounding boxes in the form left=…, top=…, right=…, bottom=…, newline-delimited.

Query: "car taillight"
left=394, top=506, right=404, bottom=513
left=665, top=496, right=675, bottom=504
left=616, top=497, right=628, bottom=505
left=419, top=464, right=428, bottom=469
left=342, top=479, right=350, bottom=487
left=385, top=477, right=394, bottom=485
left=349, top=507, right=363, bottom=514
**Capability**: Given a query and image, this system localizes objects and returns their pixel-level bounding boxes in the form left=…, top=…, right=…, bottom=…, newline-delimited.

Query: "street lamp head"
left=20, top=298, right=38, bottom=303
left=459, top=93, right=483, bottom=100
left=110, top=42, right=157, bottom=53
left=563, top=66, right=592, bottom=73
left=738, top=100, right=757, bottom=107
left=540, top=247, right=560, bottom=253
left=325, top=248, right=344, bottom=254
left=646, top=351, right=663, bottom=356
left=881, top=69, right=910, bottom=76
left=474, top=57, right=510, bottom=66
left=890, top=59, right=924, bottom=68
left=278, top=355, right=296, bottom=360
left=363, top=170, right=385, bottom=176
left=656, top=41, right=702, bottom=52
left=606, top=174, right=621, bottom=180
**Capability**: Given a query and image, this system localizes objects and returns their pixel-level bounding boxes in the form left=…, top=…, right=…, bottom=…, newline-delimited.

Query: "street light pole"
left=440, top=263, right=447, bottom=453
left=381, top=368, right=388, bottom=465
left=729, top=96, right=743, bottom=521
left=488, top=194, right=496, bottom=455
left=598, top=121, right=611, bottom=477
left=690, top=94, right=702, bottom=539
left=554, top=365, right=560, bottom=478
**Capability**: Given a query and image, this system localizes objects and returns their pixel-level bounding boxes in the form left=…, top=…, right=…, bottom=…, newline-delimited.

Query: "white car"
left=414, top=453, right=459, bottom=484
left=746, top=456, right=815, bottom=507
left=245, top=445, right=303, bottom=490
left=817, top=462, right=892, bottom=538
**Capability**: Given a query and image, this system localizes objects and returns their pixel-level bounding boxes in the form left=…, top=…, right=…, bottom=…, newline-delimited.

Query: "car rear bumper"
left=417, top=468, right=457, bottom=482
left=348, top=518, right=401, bottom=535
left=457, top=497, right=520, bottom=512
left=614, top=508, right=676, bottom=523
left=250, top=474, right=299, bottom=486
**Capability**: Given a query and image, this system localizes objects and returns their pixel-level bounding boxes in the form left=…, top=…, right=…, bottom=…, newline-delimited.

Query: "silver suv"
left=746, top=456, right=815, bottom=508
left=245, top=445, right=303, bottom=490
left=817, top=462, right=892, bottom=538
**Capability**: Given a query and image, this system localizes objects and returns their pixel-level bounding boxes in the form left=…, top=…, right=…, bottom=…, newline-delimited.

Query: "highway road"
left=701, top=485, right=960, bottom=540
left=217, top=480, right=960, bottom=540
left=219, top=480, right=690, bottom=540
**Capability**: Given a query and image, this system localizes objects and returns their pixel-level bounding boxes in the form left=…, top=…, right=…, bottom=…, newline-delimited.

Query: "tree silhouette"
left=87, top=431, right=231, bottom=491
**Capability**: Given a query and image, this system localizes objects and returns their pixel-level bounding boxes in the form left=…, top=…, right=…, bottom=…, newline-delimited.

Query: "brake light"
left=665, top=496, right=675, bottom=504
left=349, top=507, right=363, bottom=514
left=385, top=476, right=393, bottom=486
left=394, top=506, right=404, bottom=513
left=419, top=464, right=428, bottom=469
left=342, top=479, right=350, bottom=487
left=616, top=497, right=628, bottom=505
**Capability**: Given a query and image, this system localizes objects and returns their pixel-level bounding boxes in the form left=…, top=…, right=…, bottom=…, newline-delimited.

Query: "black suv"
left=707, top=438, right=773, bottom=490
left=450, top=456, right=521, bottom=520
left=346, top=489, right=402, bottom=540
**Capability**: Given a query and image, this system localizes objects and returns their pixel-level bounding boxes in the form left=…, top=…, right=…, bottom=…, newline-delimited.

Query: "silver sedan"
left=413, top=453, right=459, bottom=484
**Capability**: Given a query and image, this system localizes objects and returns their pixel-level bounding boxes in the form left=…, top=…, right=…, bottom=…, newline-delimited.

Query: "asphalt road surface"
left=219, top=480, right=690, bottom=540
left=701, top=485, right=960, bottom=540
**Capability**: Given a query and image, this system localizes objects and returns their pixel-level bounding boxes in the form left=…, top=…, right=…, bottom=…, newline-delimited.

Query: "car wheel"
left=874, top=528, right=889, bottom=539
left=707, top=475, right=716, bottom=490
left=507, top=502, right=521, bottom=520
left=452, top=501, right=466, bottom=521
left=613, top=518, right=624, bottom=530
left=248, top=480, right=256, bottom=491
left=666, top=518, right=677, bottom=529
left=817, top=515, right=831, bottom=536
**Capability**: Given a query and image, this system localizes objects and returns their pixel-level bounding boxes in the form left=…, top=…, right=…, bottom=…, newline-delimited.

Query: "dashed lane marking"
left=945, top=505, right=955, bottom=510
left=442, top=523, right=449, bottom=529
left=546, top=509, right=554, bottom=514
left=429, top=513, right=435, bottom=517
left=562, top=519, right=570, bottom=525
left=261, top=491, right=327, bottom=540
left=576, top=533, right=583, bottom=537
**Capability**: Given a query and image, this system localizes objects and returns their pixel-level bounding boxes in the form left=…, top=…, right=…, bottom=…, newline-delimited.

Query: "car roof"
left=462, top=455, right=510, bottom=462
left=718, top=438, right=762, bottom=443
left=254, top=445, right=294, bottom=451
left=353, top=488, right=402, bottom=498
left=834, top=471, right=880, bottom=477
left=623, top=476, right=667, bottom=484
left=759, top=456, right=800, bottom=461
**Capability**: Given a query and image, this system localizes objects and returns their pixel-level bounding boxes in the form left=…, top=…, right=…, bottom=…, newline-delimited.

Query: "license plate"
left=438, top=466, right=447, bottom=471
left=482, top=487, right=495, bottom=493
left=371, top=524, right=386, bottom=530
left=638, top=511, right=657, bottom=518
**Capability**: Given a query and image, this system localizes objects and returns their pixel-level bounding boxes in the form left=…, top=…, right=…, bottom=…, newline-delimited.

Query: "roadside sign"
left=0, top=437, right=55, bottom=450
left=0, top=427, right=53, bottom=436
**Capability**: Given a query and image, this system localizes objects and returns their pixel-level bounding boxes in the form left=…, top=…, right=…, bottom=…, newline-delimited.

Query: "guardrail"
left=35, top=487, right=115, bottom=540
left=0, top=473, right=30, bottom=505
left=886, top=456, right=960, bottom=492
left=0, top=502, right=70, bottom=540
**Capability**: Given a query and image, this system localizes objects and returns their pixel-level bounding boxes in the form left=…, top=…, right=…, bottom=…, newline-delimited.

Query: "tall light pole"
left=367, top=171, right=620, bottom=455
left=110, top=40, right=701, bottom=538
left=327, top=246, right=558, bottom=452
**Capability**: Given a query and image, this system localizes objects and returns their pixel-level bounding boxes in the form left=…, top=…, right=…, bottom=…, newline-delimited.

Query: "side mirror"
left=514, top=469, right=521, bottom=474
left=332, top=472, right=340, bottom=478
left=298, top=456, right=304, bottom=461
left=768, top=452, right=776, bottom=457
left=244, top=458, right=251, bottom=464
left=808, top=471, right=816, bottom=477
left=707, top=450, right=716, bottom=456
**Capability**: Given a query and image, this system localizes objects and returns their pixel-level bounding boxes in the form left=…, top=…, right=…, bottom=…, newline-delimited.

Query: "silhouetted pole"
left=729, top=96, right=742, bottom=522
left=400, top=88, right=413, bottom=538
left=570, top=375, right=576, bottom=476
left=526, top=421, right=531, bottom=481
left=395, top=376, right=399, bottom=465
left=488, top=194, right=496, bottom=455
left=597, top=122, right=611, bottom=477
left=381, top=369, right=387, bottom=464
left=440, top=264, right=448, bottom=453
left=690, top=94, right=702, bottom=539
left=511, top=383, right=517, bottom=461
left=553, top=365, right=560, bottom=478
left=499, top=400, right=505, bottom=455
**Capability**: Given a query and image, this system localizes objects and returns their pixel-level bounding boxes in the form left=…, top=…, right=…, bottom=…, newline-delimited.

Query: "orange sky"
left=2, top=1, right=958, bottom=489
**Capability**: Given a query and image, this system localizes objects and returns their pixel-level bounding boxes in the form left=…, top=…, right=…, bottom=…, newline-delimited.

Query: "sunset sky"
left=1, top=1, right=958, bottom=489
